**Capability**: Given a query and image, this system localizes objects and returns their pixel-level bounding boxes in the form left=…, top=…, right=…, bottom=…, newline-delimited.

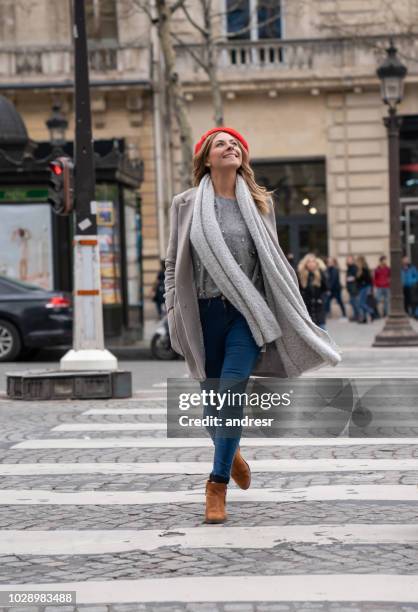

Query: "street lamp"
left=46, top=103, right=68, bottom=148
left=373, top=41, right=418, bottom=346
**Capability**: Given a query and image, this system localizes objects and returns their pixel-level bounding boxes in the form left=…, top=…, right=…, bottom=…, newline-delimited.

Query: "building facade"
left=0, top=0, right=161, bottom=320
left=1, top=0, right=418, bottom=322
left=163, top=0, right=418, bottom=272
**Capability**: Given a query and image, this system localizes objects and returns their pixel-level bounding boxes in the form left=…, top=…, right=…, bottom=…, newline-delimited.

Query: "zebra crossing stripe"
left=83, top=408, right=167, bottom=415
left=12, top=437, right=418, bottom=449
left=0, top=485, right=417, bottom=505
left=1, top=574, right=418, bottom=603
left=1, top=524, right=417, bottom=554
left=51, top=423, right=166, bottom=431
left=0, top=458, right=417, bottom=476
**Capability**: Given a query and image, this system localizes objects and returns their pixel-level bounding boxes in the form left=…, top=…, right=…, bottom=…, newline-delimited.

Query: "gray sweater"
left=190, top=195, right=265, bottom=298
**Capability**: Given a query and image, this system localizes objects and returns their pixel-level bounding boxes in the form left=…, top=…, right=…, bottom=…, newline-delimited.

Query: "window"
left=227, top=0, right=250, bottom=40
left=226, top=0, right=281, bottom=40
left=257, top=0, right=281, bottom=39
left=86, top=0, right=118, bottom=43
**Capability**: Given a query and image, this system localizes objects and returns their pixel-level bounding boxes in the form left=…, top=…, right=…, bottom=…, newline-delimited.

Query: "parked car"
left=0, top=276, right=72, bottom=361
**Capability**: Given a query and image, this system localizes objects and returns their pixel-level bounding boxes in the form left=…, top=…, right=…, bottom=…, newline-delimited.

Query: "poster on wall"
left=0, top=204, right=53, bottom=289
left=96, top=200, right=122, bottom=305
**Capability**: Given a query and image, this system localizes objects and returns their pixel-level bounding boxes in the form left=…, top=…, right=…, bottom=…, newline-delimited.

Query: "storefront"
left=400, top=115, right=418, bottom=266
left=253, top=158, right=328, bottom=263
left=0, top=107, right=144, bottom=344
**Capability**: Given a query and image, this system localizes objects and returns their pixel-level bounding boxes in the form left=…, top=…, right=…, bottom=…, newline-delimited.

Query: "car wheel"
left=0, top=319, right=22, bottom=362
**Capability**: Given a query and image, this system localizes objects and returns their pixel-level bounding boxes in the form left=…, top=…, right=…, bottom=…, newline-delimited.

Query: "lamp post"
left=373, top=41, right=418, bottom=346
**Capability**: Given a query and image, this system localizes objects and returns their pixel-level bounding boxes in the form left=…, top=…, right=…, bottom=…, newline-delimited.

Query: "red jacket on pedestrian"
left=373, top=265, right=391, bottom=288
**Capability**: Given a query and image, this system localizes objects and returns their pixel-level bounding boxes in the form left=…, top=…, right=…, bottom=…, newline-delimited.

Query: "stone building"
left=165, top=0, right=418, bottom=273
left=0, top=0, right=160, bottom=319
left=1, top=0, right=418, bottom=321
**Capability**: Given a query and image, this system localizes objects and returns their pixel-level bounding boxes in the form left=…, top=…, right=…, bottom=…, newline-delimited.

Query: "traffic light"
left=47, top=156, right=74, bottom=215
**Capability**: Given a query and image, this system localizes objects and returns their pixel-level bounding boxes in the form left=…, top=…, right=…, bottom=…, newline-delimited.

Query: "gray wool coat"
left=164, top=187, right=337, bottom=381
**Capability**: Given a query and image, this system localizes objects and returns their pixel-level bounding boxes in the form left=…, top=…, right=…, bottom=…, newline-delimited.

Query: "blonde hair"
left=192, top=132, right=273, bottom=215
left=297, top=253, right=326, bottom=288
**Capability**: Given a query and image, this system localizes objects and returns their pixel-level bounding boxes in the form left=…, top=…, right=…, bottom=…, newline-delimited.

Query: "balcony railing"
left=175, top=35, right=418, bottom=82
left=0, top=43, right=150, bottom=83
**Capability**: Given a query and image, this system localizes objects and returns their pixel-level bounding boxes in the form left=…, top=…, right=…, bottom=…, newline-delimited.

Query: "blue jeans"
left=348, top=294, right=360, bottom=320
left=375, top=287, right=389, bottom=317
left=198, top=296, right=261, bottom=481
left=325, top=291, right=346, bottom=317
left=358, top=285, right=374, bottom=320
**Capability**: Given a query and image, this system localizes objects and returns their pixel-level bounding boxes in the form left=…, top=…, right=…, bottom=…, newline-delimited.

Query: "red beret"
left=194, top=127, right=249, bottom=156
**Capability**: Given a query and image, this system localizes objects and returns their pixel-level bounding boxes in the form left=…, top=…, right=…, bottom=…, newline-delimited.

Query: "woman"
left=325, top=256, right=346, bottom=319
left=345, top=255, right=359, bottom=321
left=297, top=254, right=329, bottom=330
left=164, top=127, right=341, bottom=524
left=355, top=255, right=374, bottom=323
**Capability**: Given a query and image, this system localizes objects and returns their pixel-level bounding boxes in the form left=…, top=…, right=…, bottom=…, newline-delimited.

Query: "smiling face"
left=206, top=131, right=243, bottom=172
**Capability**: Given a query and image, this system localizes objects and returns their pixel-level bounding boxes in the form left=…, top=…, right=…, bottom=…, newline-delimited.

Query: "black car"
left=0, top=276, right=72, bottom=361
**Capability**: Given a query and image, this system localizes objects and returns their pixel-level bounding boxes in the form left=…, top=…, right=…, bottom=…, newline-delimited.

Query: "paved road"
left=0, top=374, right=418, bottom=611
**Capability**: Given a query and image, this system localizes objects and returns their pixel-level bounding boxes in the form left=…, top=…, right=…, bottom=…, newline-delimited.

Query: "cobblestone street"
left=0, top=321, right=418, bottom=611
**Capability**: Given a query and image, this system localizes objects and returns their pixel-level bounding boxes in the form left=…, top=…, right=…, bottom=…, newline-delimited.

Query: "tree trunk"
left=156, top=0, right=193, bottom=190
left=202, top=1, right=224, bottom=126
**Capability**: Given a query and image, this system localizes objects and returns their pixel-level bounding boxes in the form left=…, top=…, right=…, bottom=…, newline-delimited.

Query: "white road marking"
left=1, top=485, right=417, bottom=505
left=2, top=524, right=418, bottom=554
left=2, top=575, right=418, bottom=603
left=0, top=459, right=416, bottom=476
left=12, top=437, right=418, bottom=449
left=52, top=423, right=166, bottom=431
left=83, top=408, right=166, bottom=415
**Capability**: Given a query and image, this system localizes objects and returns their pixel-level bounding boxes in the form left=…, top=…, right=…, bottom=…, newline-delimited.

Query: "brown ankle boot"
left=205, top=480, right=227, bottom=524
left=231, top=447, right=251, bottom=490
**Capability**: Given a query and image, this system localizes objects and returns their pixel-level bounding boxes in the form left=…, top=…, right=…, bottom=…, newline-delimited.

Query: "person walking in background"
left=297, top=253, right=329, bottom=330
left=356, top=255, right=374, bottom=324
left=151, top=259, right=166, bottom=319
left=373, top=255, right=391, bottom=318
left=325, top=256, right=347, bottom=320
left=401, top=255, right=418, bottom=316
left=345, top=255, right=359, bottom=321
left=286, top=252, right=296, bottom=270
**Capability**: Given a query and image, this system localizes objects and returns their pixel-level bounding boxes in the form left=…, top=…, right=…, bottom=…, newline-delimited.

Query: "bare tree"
left=172, top=0, right=283, bottom=126
left=125, top=0, right=194, bottom=189
left=309, top=0, right=418, bottom=64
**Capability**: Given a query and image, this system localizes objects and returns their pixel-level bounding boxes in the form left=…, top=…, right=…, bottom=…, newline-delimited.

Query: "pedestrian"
left=325, top=256, right=347, bottom=319
left=150, top=259, right=166, bottom=319
left=164, top=126, right=341, bottom=524
left=401, top=255, right=418, bottom=316
left=286, top=252, right=296, bottom=270
left=373, top=255, right=391, bottom=318
left=297, top=253, right=329, bottom=330
left=345, top=255, right=359, bottom=321
left=355, top=255, right=374, bottom=323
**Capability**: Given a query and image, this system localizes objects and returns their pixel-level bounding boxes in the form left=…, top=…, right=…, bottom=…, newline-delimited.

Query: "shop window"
left=86, top=0, right=118, bottom=43
left=252, top=159, right=327, bottom=262
left=95, top=183, right=122, bottom=306
left=253, top=159, right=326, bottom=217
left=400, top=115, right=418, bottom=198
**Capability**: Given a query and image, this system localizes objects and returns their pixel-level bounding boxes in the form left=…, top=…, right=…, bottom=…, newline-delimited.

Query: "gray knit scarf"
left=190, top=173, right=341, bottom=372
